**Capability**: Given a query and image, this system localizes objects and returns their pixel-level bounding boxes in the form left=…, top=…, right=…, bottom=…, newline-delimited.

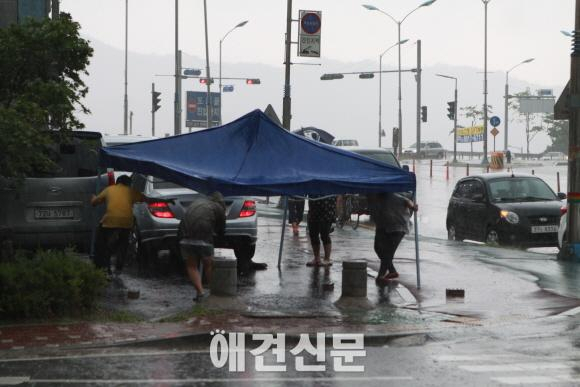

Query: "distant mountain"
left=80, top=39, right=562, bottom=153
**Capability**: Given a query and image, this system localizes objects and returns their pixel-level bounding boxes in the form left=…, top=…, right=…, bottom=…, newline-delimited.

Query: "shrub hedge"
left=0, top=250, right=107, bottom=319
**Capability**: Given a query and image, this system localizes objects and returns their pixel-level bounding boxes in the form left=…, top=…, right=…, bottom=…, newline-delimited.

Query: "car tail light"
left=561, top=206, right=568, bottom=216
left=148, top=202, right=175, bottom=218
left=239, top=200, right=256, bottom=218
left=107, top=170, right=115, bottom=186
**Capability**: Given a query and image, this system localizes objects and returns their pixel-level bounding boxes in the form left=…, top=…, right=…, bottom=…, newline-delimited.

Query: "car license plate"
left=34, top=207, right=74, bottom=220
left=531, top=225, right=558, bottom=234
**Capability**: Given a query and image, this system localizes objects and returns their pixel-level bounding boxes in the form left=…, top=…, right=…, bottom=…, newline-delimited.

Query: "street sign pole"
left=564, top=0, right=580, bottom=261
left=282, top=0, right=292, bottom=131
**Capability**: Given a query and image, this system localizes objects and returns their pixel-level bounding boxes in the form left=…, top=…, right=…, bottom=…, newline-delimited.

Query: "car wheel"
left=438, top=152, right=444, bottom=159
left=447, top=224, right=462, bottom=241
left=234, top=243, right=256, bottom=261
left=486, top=228, right=500, bottom=246
left=127, top=223, right=141, bottom=265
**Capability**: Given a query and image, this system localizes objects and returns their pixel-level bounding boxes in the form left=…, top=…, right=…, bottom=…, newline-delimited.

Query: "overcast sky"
left=61, top=0, right=573, bottom=86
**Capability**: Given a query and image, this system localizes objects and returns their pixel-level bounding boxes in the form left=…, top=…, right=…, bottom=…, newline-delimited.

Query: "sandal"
left=321, top=260, right=332, bottom=266
left=306, top=260, right=321, bottom=267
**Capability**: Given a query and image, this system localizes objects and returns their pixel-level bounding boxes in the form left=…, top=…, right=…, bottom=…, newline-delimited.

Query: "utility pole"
left=453, top=82, right=458, bottom=163
left=51, top=0, right=59, bottom=19
left=174, top=0, right=181, bottom=135
left=416, top=40, right=421, bottom=158
left=481, top=0, right=490, bottom=165
left=129, top=111, right=133, bottom=135
left=282, top=0, right=292, bottom=130
left=565, top=0, right=580, bottom=260
left=203, top=0, right=212, bottom=128
left=123, top=0, right=129, bottom=135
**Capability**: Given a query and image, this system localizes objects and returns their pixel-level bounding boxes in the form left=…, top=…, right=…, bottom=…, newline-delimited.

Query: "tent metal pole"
left=413, top=191, right=421, bottom=289
left=277, top=196, right=289, bottom=268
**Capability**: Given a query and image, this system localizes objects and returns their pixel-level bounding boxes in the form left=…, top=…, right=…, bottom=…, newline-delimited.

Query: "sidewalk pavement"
left=1, top=202, right=579, bottom=352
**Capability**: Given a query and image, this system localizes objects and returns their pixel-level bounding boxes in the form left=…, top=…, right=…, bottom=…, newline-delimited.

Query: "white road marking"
left=19, top=376, right=413, bottom=384
left=460, top=362, right=571, bottom=373
left=0, top=349, right=213, bottom=363
left=0, top=377, right=30, bottom=385
left=491, top=376, right=559, bottom=385
left=433, top=355, right=515, bottom=362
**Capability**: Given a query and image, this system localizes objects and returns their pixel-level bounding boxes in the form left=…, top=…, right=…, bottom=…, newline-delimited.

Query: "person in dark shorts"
left=306, top=195, right=336, bottom=267
left=288, top=196, right=305, bottom=235
left=91, top=175, right=171, bottom=275
left=368, top=192, right=417, bottom=285
left=178, top=192, right=226, bottom=301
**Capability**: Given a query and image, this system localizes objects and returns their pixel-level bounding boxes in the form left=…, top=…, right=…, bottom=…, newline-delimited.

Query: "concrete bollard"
left=557, top=172, right=561, bottom=192
left=210, top=258, right=237, bottom=296
left=341, top=260, right=367, bottom=297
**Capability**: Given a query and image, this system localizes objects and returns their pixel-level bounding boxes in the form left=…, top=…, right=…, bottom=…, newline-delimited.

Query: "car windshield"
left=354, top=150, right=399, bottom=167
left=489, top=177, right=557, bottom=202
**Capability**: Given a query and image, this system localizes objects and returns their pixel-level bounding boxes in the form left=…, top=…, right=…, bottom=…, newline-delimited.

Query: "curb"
left=91, top=330, right=432, bottom=349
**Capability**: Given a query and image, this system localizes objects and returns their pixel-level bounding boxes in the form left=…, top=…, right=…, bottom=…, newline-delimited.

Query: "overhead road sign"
left=298, top=10, right=321, bottom=58
left=186, top=91, right=221, bottom=128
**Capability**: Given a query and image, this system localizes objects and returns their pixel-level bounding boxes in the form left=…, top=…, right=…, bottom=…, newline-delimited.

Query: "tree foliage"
left=0, top=14, right=93, bottom=178
left=460, top=105, right=493, bottom=127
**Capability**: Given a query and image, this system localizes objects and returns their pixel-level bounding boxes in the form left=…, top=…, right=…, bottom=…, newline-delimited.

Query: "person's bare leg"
left=307, top=243, right=321, bottom=266
left=202, top=256, right=213, bottom=288
left=186, top=256, right=203, bottom=295
left=323, top=243, right=332, bottom=265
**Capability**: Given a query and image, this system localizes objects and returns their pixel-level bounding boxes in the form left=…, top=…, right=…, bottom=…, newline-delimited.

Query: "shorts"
left=179, top=239, right=214, bottom=260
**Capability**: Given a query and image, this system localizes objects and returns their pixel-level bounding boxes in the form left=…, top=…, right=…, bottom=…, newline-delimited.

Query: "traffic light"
left=321, top=73, right=344, bottom=80
left=359, top=73, right=375, bottom=79
left=152, top=91, right=161, bottom=113
left=447, top=101, right=455, bottom=120
left=199, top=78, right=214, bottom=85
left=421, top=106, right=428, bottom=123
left=246, top=78, right=261, bottom=85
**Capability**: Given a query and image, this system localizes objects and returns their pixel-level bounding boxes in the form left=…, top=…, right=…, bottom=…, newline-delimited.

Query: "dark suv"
left=446, top=173, right=565, bottom=247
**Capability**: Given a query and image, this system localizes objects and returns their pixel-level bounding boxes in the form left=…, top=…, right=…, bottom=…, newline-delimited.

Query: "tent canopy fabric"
left=99, top=110, right=416, bottom=197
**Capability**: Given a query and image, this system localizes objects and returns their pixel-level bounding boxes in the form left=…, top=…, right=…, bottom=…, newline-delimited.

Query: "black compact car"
left=446, top=173, right=566, bottom=247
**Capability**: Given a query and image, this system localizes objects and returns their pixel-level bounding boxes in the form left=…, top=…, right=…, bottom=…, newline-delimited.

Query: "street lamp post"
left=219, top=20, right=249, bottom=126
left=363, top=0, right=437, bottom=156
left=482, top=0, right=491, bottom=164
left=504, top=58, right=535, bottom=151
left=123, top=0, right=129, bottom=135
left=436, top=74, right=458, bottom=163
left=379, top=39, right=409, bottom=148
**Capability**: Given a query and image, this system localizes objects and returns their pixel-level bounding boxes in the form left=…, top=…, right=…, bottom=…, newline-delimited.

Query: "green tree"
left=544, top=114, right=569, bottom=153
left=0, top=14, right=93, bottom=178
left=460, top=105, right=493, bottom=127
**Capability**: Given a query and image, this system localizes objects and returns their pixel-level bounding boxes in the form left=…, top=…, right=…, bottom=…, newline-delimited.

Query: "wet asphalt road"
left=1, top=313, right=580, bottom=386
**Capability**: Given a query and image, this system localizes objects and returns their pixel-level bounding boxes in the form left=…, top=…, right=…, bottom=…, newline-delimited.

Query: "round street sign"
left=490, top=116, right=501, bottom=127
left=301, top=12, right=321, bottom=35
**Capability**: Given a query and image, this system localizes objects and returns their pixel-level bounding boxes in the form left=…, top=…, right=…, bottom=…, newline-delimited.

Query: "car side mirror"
left=472, top=193, right=485, bottom=202
left=402, top=165, right=410, bottom=172
left=558, top=192, right=567, bottom=200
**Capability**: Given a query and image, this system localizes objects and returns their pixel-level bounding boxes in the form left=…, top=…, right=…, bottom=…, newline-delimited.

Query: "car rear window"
left=151, top=177, right=183, bottom=190
left=31, top=132, right=102, bottom=178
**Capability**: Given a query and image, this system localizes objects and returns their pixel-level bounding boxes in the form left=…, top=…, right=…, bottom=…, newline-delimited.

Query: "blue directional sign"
left=301, top=12, right=321, bottom=34
left=490, top=116, right=501, bottom=127
left=186, top=91, right=221, bottom=128
left=223, top=85, right=234, bottom=93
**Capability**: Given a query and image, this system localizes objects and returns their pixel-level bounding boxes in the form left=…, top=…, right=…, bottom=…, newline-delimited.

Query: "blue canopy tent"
left=99, top=110, right=421, bottom=287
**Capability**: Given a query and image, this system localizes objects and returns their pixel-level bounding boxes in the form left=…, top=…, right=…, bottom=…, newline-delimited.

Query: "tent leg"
left=277, top=196, right=289, bottom=269
left=413, top=191, right=421, bottom=289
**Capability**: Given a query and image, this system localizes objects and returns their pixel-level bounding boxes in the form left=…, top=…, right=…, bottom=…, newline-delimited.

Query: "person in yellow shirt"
left=91, top=175, right=171, bottom=275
